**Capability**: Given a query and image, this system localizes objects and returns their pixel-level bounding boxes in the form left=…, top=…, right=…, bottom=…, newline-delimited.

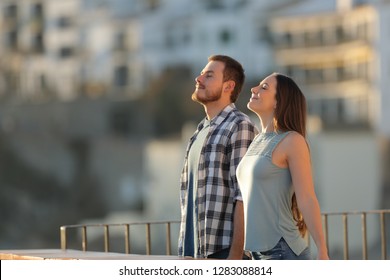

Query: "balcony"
left=1, top=209, right=388, bottom=260
left=52, top=209, right=390, bottom=260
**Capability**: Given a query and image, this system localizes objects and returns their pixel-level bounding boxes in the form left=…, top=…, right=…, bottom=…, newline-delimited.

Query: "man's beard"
left=191, top=86, right=223, bottom=104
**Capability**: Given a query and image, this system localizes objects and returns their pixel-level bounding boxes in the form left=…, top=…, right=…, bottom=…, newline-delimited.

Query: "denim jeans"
left=207, top=248, right=230, bottom=259
left=251, top=238, right=311, bottom=260
left=206, top=247, right=252, bottom=260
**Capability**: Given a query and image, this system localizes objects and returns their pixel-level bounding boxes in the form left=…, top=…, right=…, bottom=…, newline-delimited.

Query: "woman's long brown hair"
left=274, top=73, right=307, bottom=237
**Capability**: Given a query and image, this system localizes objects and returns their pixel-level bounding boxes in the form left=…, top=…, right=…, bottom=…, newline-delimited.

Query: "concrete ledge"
left=0, top=249, right=182, bottom=260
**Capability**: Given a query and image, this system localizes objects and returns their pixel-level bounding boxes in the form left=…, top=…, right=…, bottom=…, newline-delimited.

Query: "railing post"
left=380, top=212, right=387, bottom=260
left=322, top=214, right=329, bottom=253
left=166, top=222, right=172, bottom=255
left=60, top=226, right=67, bottom=250
left=146, top=223, right=151, bottom=255
left=343, top=214, right=349, bottom=260
left=125, top=224, right=130, bottom=254
left=361, top=213, right=368, bottom=260
left=104, top=225, right=110, bottom=252
left=82, top=226, right=88, bottom=251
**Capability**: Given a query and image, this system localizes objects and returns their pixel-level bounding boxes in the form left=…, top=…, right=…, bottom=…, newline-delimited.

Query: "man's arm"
left=228, top=200, right=245, bottom=259
left=226, top=119, right=256, bottom=260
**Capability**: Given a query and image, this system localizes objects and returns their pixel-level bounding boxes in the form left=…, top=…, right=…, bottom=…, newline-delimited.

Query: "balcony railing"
left=320, top=209, right=390, bottom=260
left=60, top=209, right=390, bottom=259
left=60, top=220, right=181, bottom=256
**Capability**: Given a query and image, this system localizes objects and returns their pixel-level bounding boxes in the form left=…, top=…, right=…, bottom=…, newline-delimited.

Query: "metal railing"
left=320, top=209, right=390, bottom=260
left=60, top=209, right=390, bottom=259
left=60, top=220, right=180, bottom=255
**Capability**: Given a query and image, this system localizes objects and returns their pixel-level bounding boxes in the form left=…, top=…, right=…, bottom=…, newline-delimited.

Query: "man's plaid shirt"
left=178, top=104, right=257, bottom=258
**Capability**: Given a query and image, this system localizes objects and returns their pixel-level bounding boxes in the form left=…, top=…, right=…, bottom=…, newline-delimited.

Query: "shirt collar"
left=209, top=103, right=236, bottom=126
left=196, top=103, right=236, bottom=132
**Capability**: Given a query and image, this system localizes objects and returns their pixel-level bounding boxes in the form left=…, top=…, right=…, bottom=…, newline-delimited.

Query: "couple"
left=178, top=55, right=329, bottom=260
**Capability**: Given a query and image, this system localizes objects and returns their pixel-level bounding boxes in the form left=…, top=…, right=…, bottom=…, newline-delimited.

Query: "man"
left=178, top=55, right=257, bottom=259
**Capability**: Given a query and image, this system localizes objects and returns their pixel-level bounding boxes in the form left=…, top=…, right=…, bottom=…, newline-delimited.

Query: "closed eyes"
left=261, top=83, right=269, bottom=89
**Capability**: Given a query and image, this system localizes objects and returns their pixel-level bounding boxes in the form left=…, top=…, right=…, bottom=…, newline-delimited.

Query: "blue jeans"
left=206, top=248, right=251, bottom=260
left=251, top=238, right=311, bottom=260
left=207, top=248, right=230, bottom=259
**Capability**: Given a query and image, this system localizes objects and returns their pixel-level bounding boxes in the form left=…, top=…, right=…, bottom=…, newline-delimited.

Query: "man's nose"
left=195, top=75, right=202, bottom=83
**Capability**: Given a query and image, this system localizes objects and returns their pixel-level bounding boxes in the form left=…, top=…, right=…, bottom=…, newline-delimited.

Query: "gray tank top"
left=237, top=131, right=308, bottom=255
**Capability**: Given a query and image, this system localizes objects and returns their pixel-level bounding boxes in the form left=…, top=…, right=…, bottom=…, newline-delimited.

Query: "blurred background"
left=0, top=0, right=389, bottom=259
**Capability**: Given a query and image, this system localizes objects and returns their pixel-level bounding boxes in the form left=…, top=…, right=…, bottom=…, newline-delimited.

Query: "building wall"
left=0, top=0, right=286, bottom=101
left=309, top=131, right=382, bottom=258
left=376, top=3, right=390, bottom=136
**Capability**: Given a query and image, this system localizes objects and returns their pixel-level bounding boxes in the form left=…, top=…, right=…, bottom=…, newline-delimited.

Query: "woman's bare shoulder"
left=282, top=131, right=308, bottom=152
left=284, top=131, right=306, bottom=144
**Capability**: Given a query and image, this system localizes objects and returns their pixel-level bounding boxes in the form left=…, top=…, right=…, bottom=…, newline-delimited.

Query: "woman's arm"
left=285, top=133, right=329, bottom=260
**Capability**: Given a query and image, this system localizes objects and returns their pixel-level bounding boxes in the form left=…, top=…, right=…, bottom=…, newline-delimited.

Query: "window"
left=219, top=29, right=232, bottom=44
left=6, top=31, right=18, bottom=50
left=32, top=3, right=43, bottom=18
left=321, top=99, right=340, bottom=124
left=203, top=0, right=224, bottom=10
left=285, top=65, right=293, bottom=78
left=39, top=74, right=48, bottom=92
left=114, top=66, right=128, bottom=87
left=114, top=32, right=126, bottom=50
left=5, top=4, right=17, bottom=18
left=283, top=32, right=292, bottom=48
left=58, top=16, right=73, bottom=29
left=146, top=0, right=160, bottom=11
left=59, top=47, right=74, bottom=58
left=356, top=22, right=368, bottom=41
left=336, top=66, right=344, bottom=81
left=307, top=69, right=324, bottom=84
left=335, top=25, right=344, bottom=43
left=256, top=24, right=271, bottom=43
left=32, top=33, right=44, bottom=53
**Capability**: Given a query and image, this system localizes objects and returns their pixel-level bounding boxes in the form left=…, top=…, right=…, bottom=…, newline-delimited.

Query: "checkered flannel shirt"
left=178, top=104, right=257, bottom=258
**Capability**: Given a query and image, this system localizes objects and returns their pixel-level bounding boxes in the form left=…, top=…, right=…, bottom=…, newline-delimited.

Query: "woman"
left=237, top=73, right=329, bottom=260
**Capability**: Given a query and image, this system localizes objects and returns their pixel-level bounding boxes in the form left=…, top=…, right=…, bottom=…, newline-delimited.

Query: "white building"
left=0, top=0, right=81, bottom=101
left=0, top=0, right=289, bottom=101
left=268, top=0, right=390, bottom=136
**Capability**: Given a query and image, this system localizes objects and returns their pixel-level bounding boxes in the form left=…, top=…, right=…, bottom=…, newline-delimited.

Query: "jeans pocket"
left=251, top=239, right=283, bottom=260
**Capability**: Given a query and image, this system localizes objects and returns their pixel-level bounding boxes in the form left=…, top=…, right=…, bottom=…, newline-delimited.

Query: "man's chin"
left=191, top=93, right=199, bottom=102
left=192, top=98, right=206, bottom=106
left=192, top=92, right=221, bottom=105
left=192, top=92, right=204, bottom=103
